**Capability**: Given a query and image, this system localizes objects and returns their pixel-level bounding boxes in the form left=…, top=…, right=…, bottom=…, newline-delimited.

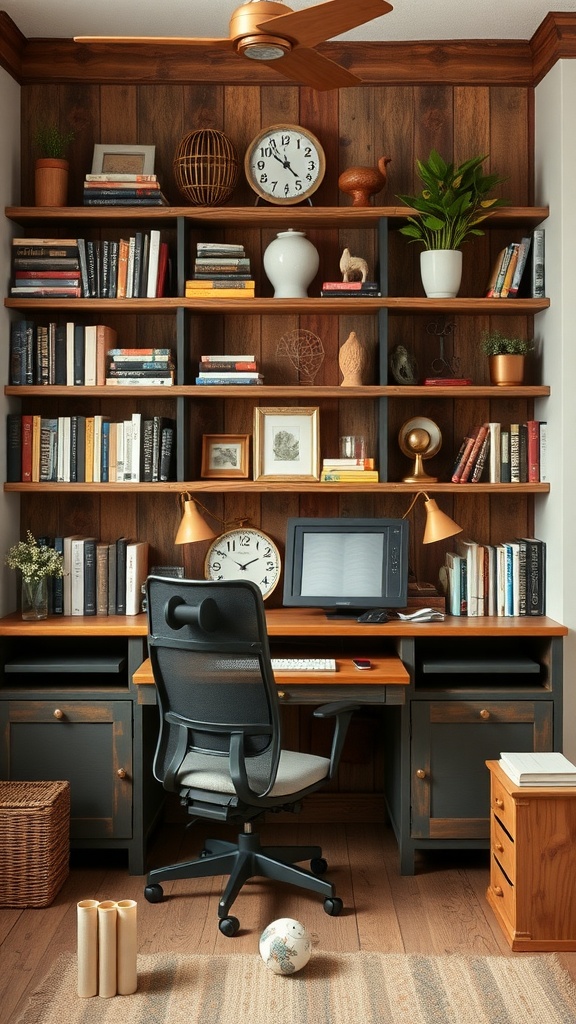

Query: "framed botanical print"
left=201, top=434, right=250, bottom=478
left=253, top=407, right=320, bottom=481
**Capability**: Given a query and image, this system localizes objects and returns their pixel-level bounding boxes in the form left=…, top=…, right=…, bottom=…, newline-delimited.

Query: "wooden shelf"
left=4, top=385, right=551, bottom=399
left=4, top=481, right=551, bottom=494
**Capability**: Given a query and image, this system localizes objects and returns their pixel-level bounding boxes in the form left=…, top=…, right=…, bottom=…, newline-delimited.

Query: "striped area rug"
left=14, top=950, right=576, bottom=1023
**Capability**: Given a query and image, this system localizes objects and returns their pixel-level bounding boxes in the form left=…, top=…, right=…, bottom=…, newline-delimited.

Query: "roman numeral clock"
left=244, top=124, right=326, bottom=205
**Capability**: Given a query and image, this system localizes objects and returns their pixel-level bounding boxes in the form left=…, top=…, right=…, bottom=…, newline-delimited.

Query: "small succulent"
left=480, top=330, right=532, bottom=356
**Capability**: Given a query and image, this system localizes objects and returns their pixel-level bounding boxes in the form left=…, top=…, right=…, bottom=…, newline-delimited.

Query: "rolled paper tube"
left=116, top=899, right=138, bottom=995
left=97, top=901, right=118, bottom=998
left=77, top=900, right=99, bottom=998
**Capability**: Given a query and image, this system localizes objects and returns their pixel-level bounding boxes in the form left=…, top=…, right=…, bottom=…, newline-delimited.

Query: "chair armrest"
left=313, top=701, right=361, bottom=778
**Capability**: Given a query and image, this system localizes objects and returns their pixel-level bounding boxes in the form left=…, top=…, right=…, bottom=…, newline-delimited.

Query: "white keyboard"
left=271, top=658, right=337, bottom=673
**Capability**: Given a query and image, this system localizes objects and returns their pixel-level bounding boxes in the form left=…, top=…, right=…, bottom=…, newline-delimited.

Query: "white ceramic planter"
left=420, top=249, right=463, bottom=298
left=263, top=229, right=319, bottom=298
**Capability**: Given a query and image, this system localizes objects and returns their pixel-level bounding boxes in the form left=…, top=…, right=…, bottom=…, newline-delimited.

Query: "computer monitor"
left=282, top=517, right=409, bottom=618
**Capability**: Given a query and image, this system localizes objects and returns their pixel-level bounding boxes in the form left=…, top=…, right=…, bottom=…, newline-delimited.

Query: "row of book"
left=82, top=172, right=169, bottom=207
left=195, top=353, right=262, bottom=385
left=187, top=241, right=254, bottom=298
left=484, top=229, right=544, bottom=298
left=6, top=413, right=175, bottom=483
left=451, top=421, right=547, bottom=484
left=9, top=234, right=170, bottom=299
left=320, top=280, right=381, bottom=298
left=441, top=536, right=546, bottom=617
left=40, top=535, right=149, bottom=616
left=320, top=456, right=378, bottom=482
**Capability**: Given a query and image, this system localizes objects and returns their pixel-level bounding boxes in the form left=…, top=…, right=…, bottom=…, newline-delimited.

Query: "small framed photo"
left=253, top=407, right=320, bottom=481
left=201, top=434, right=250, bottom=479
left=91, top=143, right=156, bottom=175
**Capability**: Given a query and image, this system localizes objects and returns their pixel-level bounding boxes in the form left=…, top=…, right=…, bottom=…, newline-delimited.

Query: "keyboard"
left=271, top=658, right=337, bottom=673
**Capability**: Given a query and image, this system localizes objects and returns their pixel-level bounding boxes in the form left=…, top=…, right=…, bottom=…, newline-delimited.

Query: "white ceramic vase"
left=263, top=229, right=319, bottom=298
left=420, top=249, right=463, bottom=298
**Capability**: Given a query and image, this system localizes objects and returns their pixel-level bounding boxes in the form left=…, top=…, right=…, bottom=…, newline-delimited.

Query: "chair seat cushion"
left=177, top=748, right=330, bottom=798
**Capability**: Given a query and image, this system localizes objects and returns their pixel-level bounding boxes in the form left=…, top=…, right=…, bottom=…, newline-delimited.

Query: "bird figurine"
left=338, top=156, right=391, bottom=207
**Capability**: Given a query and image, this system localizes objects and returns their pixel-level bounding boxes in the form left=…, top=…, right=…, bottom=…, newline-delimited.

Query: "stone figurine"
left=340, top=247, right=369, bottom=283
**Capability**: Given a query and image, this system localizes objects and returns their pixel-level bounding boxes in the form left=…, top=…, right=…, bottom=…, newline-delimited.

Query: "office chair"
left=143, top=575, right=359, bottom=936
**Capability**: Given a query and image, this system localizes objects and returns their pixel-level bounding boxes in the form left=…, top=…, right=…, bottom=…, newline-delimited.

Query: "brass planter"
left=488, top=353, right=525, bottom=386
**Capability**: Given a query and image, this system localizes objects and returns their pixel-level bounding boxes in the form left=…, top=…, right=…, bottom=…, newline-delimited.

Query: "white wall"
left=535, top=60, right=576, bottom=757
left=0, top=65, right=20, bottom=615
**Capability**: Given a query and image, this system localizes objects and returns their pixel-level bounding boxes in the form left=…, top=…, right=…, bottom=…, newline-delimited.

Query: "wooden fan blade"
left=74, top=36, right=233, bottom=49
left=261, top=47, right=361, bottom=90
left=260, top=0, right=393, bottom=49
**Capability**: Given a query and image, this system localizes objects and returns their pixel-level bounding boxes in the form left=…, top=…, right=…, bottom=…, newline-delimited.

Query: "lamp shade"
left=422, top=497, right=463, bottom=545
left=175, top=499, right=217, bottom=545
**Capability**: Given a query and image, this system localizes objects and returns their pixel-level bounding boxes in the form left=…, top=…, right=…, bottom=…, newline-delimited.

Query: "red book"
left=459, top=424, right=489, bottom=483
left=14, top=269, right=81, bottom=279
left=526, top=420, right=540, bottom=482
left=451, top=432, right=477, bottom=483
left=21, top=414, right=33, bottom=482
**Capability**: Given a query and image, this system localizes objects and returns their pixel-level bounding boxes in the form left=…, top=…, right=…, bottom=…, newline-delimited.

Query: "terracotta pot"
left=488, top=354, right=525, bottom=386
left=35, top=158, right=69, bottom=206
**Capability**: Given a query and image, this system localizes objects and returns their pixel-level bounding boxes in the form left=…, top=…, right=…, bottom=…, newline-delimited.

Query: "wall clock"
left=204, top=527, right=281, bottom=599
left=244, top=124, right=326, bottom=206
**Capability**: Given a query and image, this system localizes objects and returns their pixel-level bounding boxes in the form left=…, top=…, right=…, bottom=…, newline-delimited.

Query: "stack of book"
left=452, top=420, right=547, bottom=484
left=10, top=238, right=81, bottom=297
left=320, top=280, right=381, bottom=298
left=195, top=354, right=263, bottom=385
left=9, top=320, right=118, bottom=387
left=6, top=411, right=176, bottom=484
left=82, top=173, right=169, bottom=207
left=485, top=229, right=544, bottom=298
left=106, top=348, right=175, bottom=386
left=77, top=230, right=169, bottom=298
left=186, top=242, right=254, bottom=298
left=498, top=751, right=576, bottom=787
left=441, top=535, right=546, bottom=617
left=320, top=457, right=378, bottom=482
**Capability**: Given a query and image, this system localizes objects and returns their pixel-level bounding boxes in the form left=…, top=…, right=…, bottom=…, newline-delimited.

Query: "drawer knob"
left=495, top=798, right=504, bottom=809
left=493, top=886, right=504, bottom=898
left=117, top=768, right=128, bottom=779
left=416, top=769, right=426, bottom=779
left=495, top=842, right=504, bottom=852
left=53, top=708, right=64, bottom=720
left=277, top=691, right=287, bottom=700
left=480, top=709, right=490, bottom=719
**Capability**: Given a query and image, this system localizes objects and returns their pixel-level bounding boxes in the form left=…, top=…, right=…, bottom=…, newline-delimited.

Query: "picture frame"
left=201, top=434, right=250, bottom=479
left=253, top=407, right=320, bottom=481
left=91, top=144, right=156, bottom=176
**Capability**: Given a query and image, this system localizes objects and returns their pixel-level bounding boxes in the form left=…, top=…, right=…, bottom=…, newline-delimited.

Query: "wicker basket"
left=173, top=128, right=240, bottom=206
left=0, top=780, right=70, bottom=907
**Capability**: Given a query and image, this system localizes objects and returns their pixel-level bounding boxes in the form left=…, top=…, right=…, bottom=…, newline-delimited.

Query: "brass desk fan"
left=75, top=0, right=394, bottom=91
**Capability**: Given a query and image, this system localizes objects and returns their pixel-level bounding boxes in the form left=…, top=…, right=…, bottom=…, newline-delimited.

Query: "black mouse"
left=357, top=609, right=389, bottom=623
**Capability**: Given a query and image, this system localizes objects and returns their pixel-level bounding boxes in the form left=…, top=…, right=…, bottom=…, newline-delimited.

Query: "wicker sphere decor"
left=174, top=129, right=239, bottom=206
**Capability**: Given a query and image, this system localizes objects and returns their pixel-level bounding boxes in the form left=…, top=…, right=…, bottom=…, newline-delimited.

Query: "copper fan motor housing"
left=75, top=0, right=394, bottom=92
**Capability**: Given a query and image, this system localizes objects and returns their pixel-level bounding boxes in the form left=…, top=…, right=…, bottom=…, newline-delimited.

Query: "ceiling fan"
left=75, top=0, right=394, bottom=91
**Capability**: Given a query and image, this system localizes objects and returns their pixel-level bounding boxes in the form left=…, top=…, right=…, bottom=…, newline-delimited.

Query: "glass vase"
left=21, top=577, right=49, bottom=620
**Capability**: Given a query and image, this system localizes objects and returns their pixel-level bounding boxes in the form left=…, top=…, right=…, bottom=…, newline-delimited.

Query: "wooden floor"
left=2, top=822, right=576, bottom=1022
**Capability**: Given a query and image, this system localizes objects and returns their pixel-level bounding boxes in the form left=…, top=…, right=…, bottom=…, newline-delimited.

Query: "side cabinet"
left=384, top=634, right=563, bottom=874
left=0, top=627, right=163, bottom=874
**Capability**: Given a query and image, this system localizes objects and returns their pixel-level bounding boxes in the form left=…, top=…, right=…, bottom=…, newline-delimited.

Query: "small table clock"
left=244, top=124, right=325, bottom=206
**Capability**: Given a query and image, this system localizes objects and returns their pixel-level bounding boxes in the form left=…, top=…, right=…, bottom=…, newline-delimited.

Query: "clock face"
left=244, top=124, right=326, bottom=206
left=204, top=528, right=281, bottom=599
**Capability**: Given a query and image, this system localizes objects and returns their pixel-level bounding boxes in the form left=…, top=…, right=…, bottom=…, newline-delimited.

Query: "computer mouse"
left=357, top=609, right=389, bottom=623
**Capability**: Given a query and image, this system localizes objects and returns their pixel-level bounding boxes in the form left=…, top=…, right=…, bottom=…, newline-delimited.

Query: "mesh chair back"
left=146, top=577, right=281, bottom=796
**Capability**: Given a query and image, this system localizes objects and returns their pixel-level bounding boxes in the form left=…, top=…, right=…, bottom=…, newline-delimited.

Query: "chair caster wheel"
left=144, top=883, right=164, bottom=903
left=311, top=857, right=328, bottom=875
left=219, top=916, right=240, bottom=937
left=323, top=896, right=343, bottom=916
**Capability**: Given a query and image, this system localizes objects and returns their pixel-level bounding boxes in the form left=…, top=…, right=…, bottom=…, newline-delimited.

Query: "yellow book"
left=321, top=470, right=379, bottom=482
left=185, top=289, right=255, bottom=298
left=85, top=416, right=94, bottom=483
left=185, top=279, right=255, bottom=290
left=31, top=414, right=42, bottom=483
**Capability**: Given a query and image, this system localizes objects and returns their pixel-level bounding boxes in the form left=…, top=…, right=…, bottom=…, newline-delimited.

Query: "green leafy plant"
left=397, top=150, right=507, bottom=250
left=34, top=123, right=75, bottom=159
left=480, top=330, right=532, bottom=356
left=5, top=531, right=64, bottom=583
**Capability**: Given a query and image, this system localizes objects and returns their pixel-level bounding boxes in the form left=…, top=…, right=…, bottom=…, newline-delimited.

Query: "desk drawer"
left=489, top=853, right=516, bottom=930
left=276, top=684, right=390, bottom=705
left=491, top=815, right=516, bottom=882
left=491, top=778, right=516, bottom=836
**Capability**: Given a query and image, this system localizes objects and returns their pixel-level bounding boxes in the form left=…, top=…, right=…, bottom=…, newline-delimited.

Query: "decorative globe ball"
left=259, top=918, right=312, bottom=975
left=173, top=129, right=239, bottom=206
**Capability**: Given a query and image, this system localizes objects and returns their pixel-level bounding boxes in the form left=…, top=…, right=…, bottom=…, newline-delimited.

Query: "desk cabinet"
left=486, top=759, right=576, bottom=950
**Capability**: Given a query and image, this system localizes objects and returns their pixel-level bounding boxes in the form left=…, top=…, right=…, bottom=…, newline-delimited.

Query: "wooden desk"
left=133, top=654, right=410, bottom=705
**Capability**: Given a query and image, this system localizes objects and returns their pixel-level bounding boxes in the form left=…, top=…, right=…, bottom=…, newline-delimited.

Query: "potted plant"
left=5, top=531, right=64, bottom=619
left=481, top=329, right=532, bottom=386
left=397, top=150, right=506, bottom=298
left=34, top=123, right=75, bottom=207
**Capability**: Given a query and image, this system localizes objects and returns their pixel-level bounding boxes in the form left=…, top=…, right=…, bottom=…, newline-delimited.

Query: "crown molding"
left=0, top=11, right=575, bottom=87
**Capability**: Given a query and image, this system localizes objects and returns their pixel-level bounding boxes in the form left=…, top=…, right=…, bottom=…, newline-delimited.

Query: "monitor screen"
left=283, top=517, right=409, bottom=617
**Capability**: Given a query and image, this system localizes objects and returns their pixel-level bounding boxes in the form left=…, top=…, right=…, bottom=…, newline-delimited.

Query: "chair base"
left=147, top=828, right=336, bottom=920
